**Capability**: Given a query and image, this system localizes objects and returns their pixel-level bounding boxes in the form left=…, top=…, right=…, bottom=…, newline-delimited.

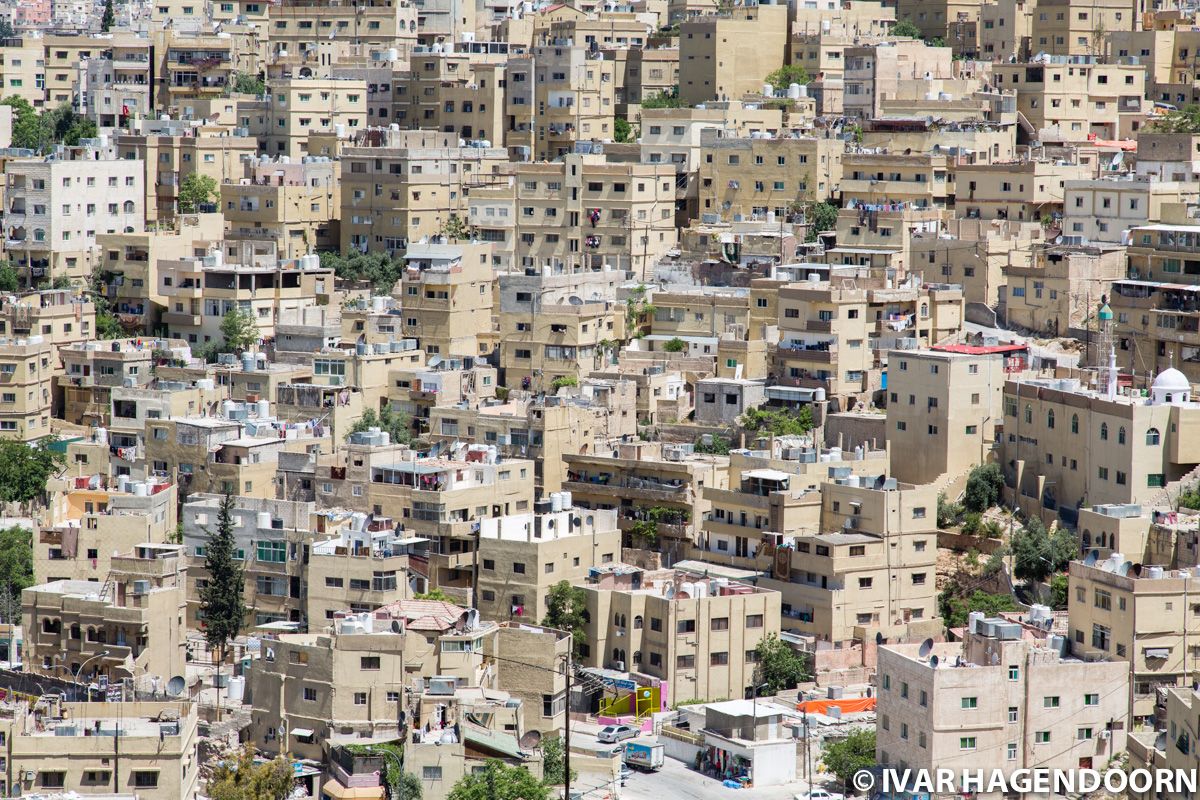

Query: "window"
left=1008, top=665, right=1019, bottom=681
left=746, top=614, right=764, bottom=628
left=962, top=697, right=978, bottom=709
left=354, top=692, right=368, bottom=705
left=1035, top=731, right=1051, bottom=744
left=1044, top=696, right=1060, bottom=708
left=960, top=737, right=977, bottom=750
left=361, top=657, right=381, bottom=670
left=710, top=652, right=729, bottom=666
left=676, top=654, right=696, bottom=669
left=1008, top=707, right=1018, bottom=723
left=303, top=687, right=318, bottom=701
left=1147, top=428, right=1161, bottom=445
left=133, top=772, right=159, bottom=788
left=423, top=767, right=442, bottom=780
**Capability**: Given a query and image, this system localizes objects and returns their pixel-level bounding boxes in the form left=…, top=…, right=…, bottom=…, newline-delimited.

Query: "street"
left=594, top=751, right=808, bottom=800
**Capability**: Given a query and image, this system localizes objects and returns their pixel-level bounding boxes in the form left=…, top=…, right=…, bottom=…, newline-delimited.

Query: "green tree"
left=1152, top=104, right=1200, bottom=133
left=207, top=745, right=295, bottom=800
left=753, top=633, right=810, bottom=693
left=802, top=201, right=839, bottom=243
left=938, top=584, right=1018, bottom=627
left=694, top=435, right=731, bottom=455
left=550, top=375, right=578, bottom=390
left=740, top=406, right=814, bottom=436
left=891, top=18, right=922, bottom=37
left=663, top=337, right=687, bottom=353
left=614, top=116, right=634, bottom=142
left=937, top=492, right=963, bottom=528
left=0, top=527, right=33, bottom=623
left=823, top=730, right=876, bottom=786
left=178, top=173, right=219, bottom=213
left=1050, top=573, right=1069, bottom=610
left=542, top=580, right=588, bottom=658
left=448, top=760, right=549, bottom=800
left=199, top=494, right=247, bottom=720
left=45, top=105, right=97, bottom=146
left=220, top=307, right=259, bottom=354
left=0, top=439, right=64, bottom=508
left=320, top=251, right=405, bottom=295
left=963, top=463, right=1004, bottom=513
left=439, top=214, right=473, bottom=241
left=231, top=72, right=266, bottom=96
left=641, top=87, right=685, bottom=109
left=101, top=0, right=116, bottom=31
left=1012, top=518, right=1075, bottom=583
left=346, top=406, right=414, bottom=446
left=414, top=587, right=450, bottom=601
left=540, top=736, right=576, bottom=786
left=0, top=262, right=18, bottom=292
left=3, top=96, right=49, bottom=151
left=764, top=64, right=811, bottom=91
left=0, top=19, right=15, bottom=38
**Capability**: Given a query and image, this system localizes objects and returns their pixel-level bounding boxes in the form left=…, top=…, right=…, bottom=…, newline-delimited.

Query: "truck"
left=623, top=740, right=665, bottom=771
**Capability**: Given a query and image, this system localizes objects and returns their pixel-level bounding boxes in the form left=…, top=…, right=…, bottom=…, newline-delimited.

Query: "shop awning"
left=1145, top=648, right=1170, bottom=659
left=292, top=728, right=315, bottom=738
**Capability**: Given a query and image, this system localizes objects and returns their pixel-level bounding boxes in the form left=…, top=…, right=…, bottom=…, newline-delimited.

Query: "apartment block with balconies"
left=401, top=241, right=496, bottom=359
left=0, top=336, right=53, bottom=442
left=221, top=155, right=340, bottom=259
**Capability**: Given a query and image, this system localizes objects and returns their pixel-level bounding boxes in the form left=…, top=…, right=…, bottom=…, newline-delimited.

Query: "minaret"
left=1107, top=345, right=1118, bottom=402
left=1096, top=298, right=1115, bottom=396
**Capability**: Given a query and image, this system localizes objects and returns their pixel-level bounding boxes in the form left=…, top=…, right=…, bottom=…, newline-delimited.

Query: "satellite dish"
left=1083, top=549, right=1100, bottom=567
left=519, top=730, right=542, bottom=749
left=918, top=638, right=934, bottom=658
left=990, top=653, right=999, bottom=665
left=930, top=655, right=939, bottom=668
left=428, top=355, right=443, bottom=369
left=391, top=620, right=403, bottom=633
left=568, top=295, right=583, bottom=306
left=1117, top=561, right=1133, bottom=577
left=166, top=676, right=186, bottom=697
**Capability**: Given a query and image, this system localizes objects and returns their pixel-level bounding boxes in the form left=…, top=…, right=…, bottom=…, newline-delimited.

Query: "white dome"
left=1152, top=368, right=1190, bottom=392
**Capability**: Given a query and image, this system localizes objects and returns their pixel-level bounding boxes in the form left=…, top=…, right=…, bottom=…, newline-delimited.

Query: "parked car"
left=597, top=724, right=639, bottom=743
left=796, top=789, right=845, bottom=800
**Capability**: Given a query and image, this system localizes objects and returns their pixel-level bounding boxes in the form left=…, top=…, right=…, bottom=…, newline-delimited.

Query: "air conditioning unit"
left=132, top=580, right=151, bottom=595
left=24, top=772, right=35, bottom=782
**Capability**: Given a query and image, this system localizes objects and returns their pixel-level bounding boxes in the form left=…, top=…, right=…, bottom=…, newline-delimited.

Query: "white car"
left=597, top=724, right=639, bottom=743
left=796, top=789, right=846, bottom=800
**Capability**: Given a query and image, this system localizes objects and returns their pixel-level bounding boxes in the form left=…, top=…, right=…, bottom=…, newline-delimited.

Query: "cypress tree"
left=101, top=0, right=115, bottom=31
left=200, top=493, right=246, bottom=719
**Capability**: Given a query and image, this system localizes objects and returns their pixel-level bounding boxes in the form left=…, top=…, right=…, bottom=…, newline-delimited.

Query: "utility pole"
left=563, top=652, right=573, bottom=800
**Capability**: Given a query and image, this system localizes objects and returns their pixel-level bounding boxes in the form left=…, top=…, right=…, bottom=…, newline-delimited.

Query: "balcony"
left=563, top=475, right=690, bottom=502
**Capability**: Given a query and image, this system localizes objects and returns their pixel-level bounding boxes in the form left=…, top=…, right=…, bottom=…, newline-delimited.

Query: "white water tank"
left=95, top=427, right=108, bottom=445
left=257, top=399, right=270, bottom=418
left=132, top=482, right=148, bottom=497
left=242, top=352, right=255, bottom=372
left=762, top=83, right=774, bottom=96
left=352, top=512, right=368, bottom=531
left=223, top=400, right=237, bottom=417
left=373, top=295, right=387, bottom=313
left=117, top=474, right=130, bottom=493
left=257, top=511, right=272, bottom=529
left=550, top=493, right=563, bottom=513
left=787, top=83, right=802, bottom=99
left=227, top=675, right=245, bottom=702
left=560, top=491, right=572, bottom=509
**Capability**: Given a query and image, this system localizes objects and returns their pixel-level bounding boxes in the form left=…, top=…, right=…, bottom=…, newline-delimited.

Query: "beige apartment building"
left=221, top=154, right=340, bottom=258
left=365, top=446, right=536, bottom=594
left=563, top=441, right=729, bottom=563
left=58, top=337, right=173, bottom=428
left=267, top=0, right=419, bottom=54
left=401, top=242, right=495, bottom=358
left=505, top=45, right=617, bottom=160
left=991, top=60, right=1146, bottom=142
left=1003, top=242, right=1126, bottom=336
left=842, top=40, right=954, bottom=120
left=678, top=4, right=789, bottom=106
left=911, top=218, right=1039, bottom=308
left=887, top=343, right=1029, bottom=486
left=114, top=119, right=258, bottom=225
left=36, top=475, right=176, bottom=585
left=259, top=78, right=368, bottom=159
left=0, top=38, right=48, bottom=110
left=496, top=269, right=628, bottom=389
left=468, top=153, right=677, bottom=276
left=1002, top=370, right=1200, bottom=525
left=95, top=213, right=225, bottom=332
left=475, top=503, right=621, bottom=622
left=158, top=242, right=333, bottom=346
left=758, top=477, right=942, bottom=642
left=978, top=0, right=1034, bottom=61
left=81, top=36, right=154, bottom=128
left=697, top=130, right=842, bottom=220
left=4, top=141, right=144, bottom=287
left=841, top=151, right=953, bottom=209
left=24, top=542, right=188, bottom=690
left=957, top=160, right=1094, bottom=222
left=306, top=521, right=420, bottom=624
left=1063, top=177, right=1197, bottom=244
left=582, top=565, right=781, bottom=704
left=0, top=290, right=95, bottom=353
left=877, top=618, right=1129, bottom=792
left=0, top=337, right=53, bottom=442
left=1133, top=132, right=1200, bottom=182
left=1031, top=0, right=1136, bottom=56
left=156, top=31, right=245, bottom=111
left=1068, top=556, right=1200, bottom=725
left=0, top=700, right=199, bottom=800
left=775, top=273, right=964, bottom=407
left=894, top=0, right=982, bottom=49
left=340, top=128, right=508, bottom=256
left=397, top=49, right=506, bottom=141
left=182, top=494, right=319, bottom=627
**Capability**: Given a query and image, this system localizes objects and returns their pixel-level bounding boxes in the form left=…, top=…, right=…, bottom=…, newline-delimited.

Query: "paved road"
left=612, top=752, right=804, bottom=800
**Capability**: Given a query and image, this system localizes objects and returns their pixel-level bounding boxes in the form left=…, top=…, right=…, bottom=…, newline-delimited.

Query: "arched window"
left=33, top=228, right=45, bottom=242
left=1047, top=410, right=1055, bottom=429
left=1098, top=532, right=1107, bottom=548
left=612, top=648, right=621, bottom=662
left=1147, top=428, right=1161, bottom=445
left=1071, top=414, right=1079, bottom=434
left=123, top=200, right=135, bottom=213
left=920, top=303, right=928, bottom=317
left=1024, top=404, right=1032, bottom=424
left=1100, top=423, right=1108, bottom=441
left=633, top=615, right=643, bottom=630
left=1118, top=426, right=1127, bottom=445
left=1082, top=531, right=1092, bottom=548
left=633, top=650, right=642, bottom=664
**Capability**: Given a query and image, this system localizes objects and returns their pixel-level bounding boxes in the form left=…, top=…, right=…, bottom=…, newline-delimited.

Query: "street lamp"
left=74, top=650, right=111, bottom=702
left=369, top=746, right=406, bottom=800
